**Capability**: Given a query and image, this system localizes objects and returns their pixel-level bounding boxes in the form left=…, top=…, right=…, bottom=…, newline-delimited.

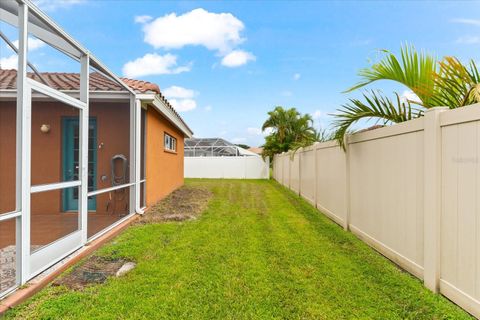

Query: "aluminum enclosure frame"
left=0, top=0, right=144, bottom=297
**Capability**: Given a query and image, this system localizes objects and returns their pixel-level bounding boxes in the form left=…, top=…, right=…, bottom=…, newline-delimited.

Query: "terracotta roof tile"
left=0, top=69, right=165, bottom=94
left=121, top=78, right=160, bottom=94
left=0, top=69, right=191, bottom=134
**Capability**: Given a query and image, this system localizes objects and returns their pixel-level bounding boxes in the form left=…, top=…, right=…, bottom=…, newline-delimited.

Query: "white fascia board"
left=137, top=93, right=194, bottom=138
left=0, top=89, right=131, bottom=102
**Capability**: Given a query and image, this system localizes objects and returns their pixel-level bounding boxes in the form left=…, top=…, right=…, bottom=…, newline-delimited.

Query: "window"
left=164, top=132, right=177, bottom=152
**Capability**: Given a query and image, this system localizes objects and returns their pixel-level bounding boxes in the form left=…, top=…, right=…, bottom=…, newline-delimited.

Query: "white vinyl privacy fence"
left=185, top=156, right=269, bottom=179
left=273, top=103, right=480, bottom=318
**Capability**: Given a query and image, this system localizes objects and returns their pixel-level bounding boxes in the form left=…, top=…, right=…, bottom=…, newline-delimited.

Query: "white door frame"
left=23, top=78, right=88, bottom=279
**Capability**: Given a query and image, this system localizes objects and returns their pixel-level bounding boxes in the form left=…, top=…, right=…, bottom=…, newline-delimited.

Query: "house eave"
left=0, top=89, right=194, bottom=138
left=137, top=93, right=194, bottom=138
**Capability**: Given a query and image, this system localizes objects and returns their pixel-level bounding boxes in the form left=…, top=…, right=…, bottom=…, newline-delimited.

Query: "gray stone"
left=82, top=271, right=107, bottom=283
left=115, top=262, right=136, bottom=277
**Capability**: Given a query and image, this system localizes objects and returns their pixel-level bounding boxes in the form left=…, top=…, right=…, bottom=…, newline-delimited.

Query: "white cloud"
left=134, top=15, right=153, bottom=24
left=0, top=55, right=18, bottom=69
left=247, top=127, right=262, bottom=135
left=2, top=38, right=45, bottom=70
left=122, top=53, right=191, bottom=78
left=221, top=50, right=255, bottom=67
left=163, top=86, right=196, bottom=99
left=205, top=105, right=212, bottom=111
left=293, top=73, right=301, bottom=80
left=138, top=8, right=254, bottom=67
left=11, top=37, right=45, bottom=51
left=163, top=86, right=198, bottom=112
left=33, top=0, right=86, bottom=11
left=169, top=98, right=197, bottom=112
left=281, top=90, right=293, bottom=97
left=456, top=36, right=480, bottom=44
left=401, top=90, right=422, bottom=104
left=451, top=18, right=480, bottom=26
left=142, top=8, right=245, bottom=54
left=312, top=110, right=322, bottom=119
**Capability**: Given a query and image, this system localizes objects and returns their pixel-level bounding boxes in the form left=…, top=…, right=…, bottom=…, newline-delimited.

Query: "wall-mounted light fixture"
left=40, top=124, right=50, bottom=134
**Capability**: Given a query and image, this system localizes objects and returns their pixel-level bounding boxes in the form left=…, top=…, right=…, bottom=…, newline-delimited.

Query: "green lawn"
left=6, top=180, right=472, bottom=319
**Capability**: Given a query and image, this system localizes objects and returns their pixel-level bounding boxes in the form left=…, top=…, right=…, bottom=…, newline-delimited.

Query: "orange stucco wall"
left=145, top=105, right=185, bottom=206
left=0, top=101, right=16, bottom=214
left=0, top=100, right=130, bottom=215
left=0, top=101, right=186, bottom=214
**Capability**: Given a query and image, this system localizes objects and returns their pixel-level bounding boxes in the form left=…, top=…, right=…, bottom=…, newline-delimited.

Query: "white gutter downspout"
left=134, top=97, right=145, bottom=215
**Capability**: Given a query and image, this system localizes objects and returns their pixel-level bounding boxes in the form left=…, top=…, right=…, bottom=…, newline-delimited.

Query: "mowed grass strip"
left=5, top=180, right=472, bottom=319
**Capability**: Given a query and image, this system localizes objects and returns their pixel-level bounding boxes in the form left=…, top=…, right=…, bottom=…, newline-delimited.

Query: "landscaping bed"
left=52, top=256, right=134, bottom=290
left=139, top=185, right=212, bottom=223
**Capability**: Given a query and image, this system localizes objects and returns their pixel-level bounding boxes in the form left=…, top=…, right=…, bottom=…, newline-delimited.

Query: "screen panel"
left=88, top=186, right=132, bottom=239
left=30, top=186, right=79, bottom=253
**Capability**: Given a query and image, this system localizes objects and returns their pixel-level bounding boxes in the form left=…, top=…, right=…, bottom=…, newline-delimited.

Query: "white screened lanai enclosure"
left=0, top=0, right=148, bottom=298
left=184, top=138, right=269, bottom=179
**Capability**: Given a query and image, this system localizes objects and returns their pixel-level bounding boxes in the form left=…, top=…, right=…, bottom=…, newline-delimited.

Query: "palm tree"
left=262, top=106, right=319, bottom=159
left=262, top=106, right=301, bottom=143
left=346, top=45, right=480, bottom=109
left=333, top=45, right=480, bottom=145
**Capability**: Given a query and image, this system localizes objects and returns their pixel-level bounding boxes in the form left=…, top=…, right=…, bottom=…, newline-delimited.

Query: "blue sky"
left=1, top=0, right=479, bottom=146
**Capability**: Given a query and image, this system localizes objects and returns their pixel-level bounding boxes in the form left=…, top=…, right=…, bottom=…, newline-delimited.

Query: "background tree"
left=235, top=144, right=251, bottom=150
left=262, top=106, right=319, bottom=159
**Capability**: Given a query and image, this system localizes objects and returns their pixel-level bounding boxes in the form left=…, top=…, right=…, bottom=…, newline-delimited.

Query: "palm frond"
left=317, top=128, right=335, bottom=142
left=431, top=57, right=480, bottom=108
left=345, top=45, right=437, bottom=107
left=332, top=91, right=424, bottom=148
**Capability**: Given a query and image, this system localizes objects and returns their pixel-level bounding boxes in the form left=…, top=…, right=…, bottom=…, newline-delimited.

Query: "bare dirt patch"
left=53, top=256, right=131, bottom=290
left=139, top=186, right=213, bottom=224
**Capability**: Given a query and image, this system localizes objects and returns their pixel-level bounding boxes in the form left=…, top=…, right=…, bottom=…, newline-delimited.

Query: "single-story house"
left=247, top=147, right=263, bottom=156
left=0, top=0, right=192, bottom=298
left=0, top=69, right=193, bottom=238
